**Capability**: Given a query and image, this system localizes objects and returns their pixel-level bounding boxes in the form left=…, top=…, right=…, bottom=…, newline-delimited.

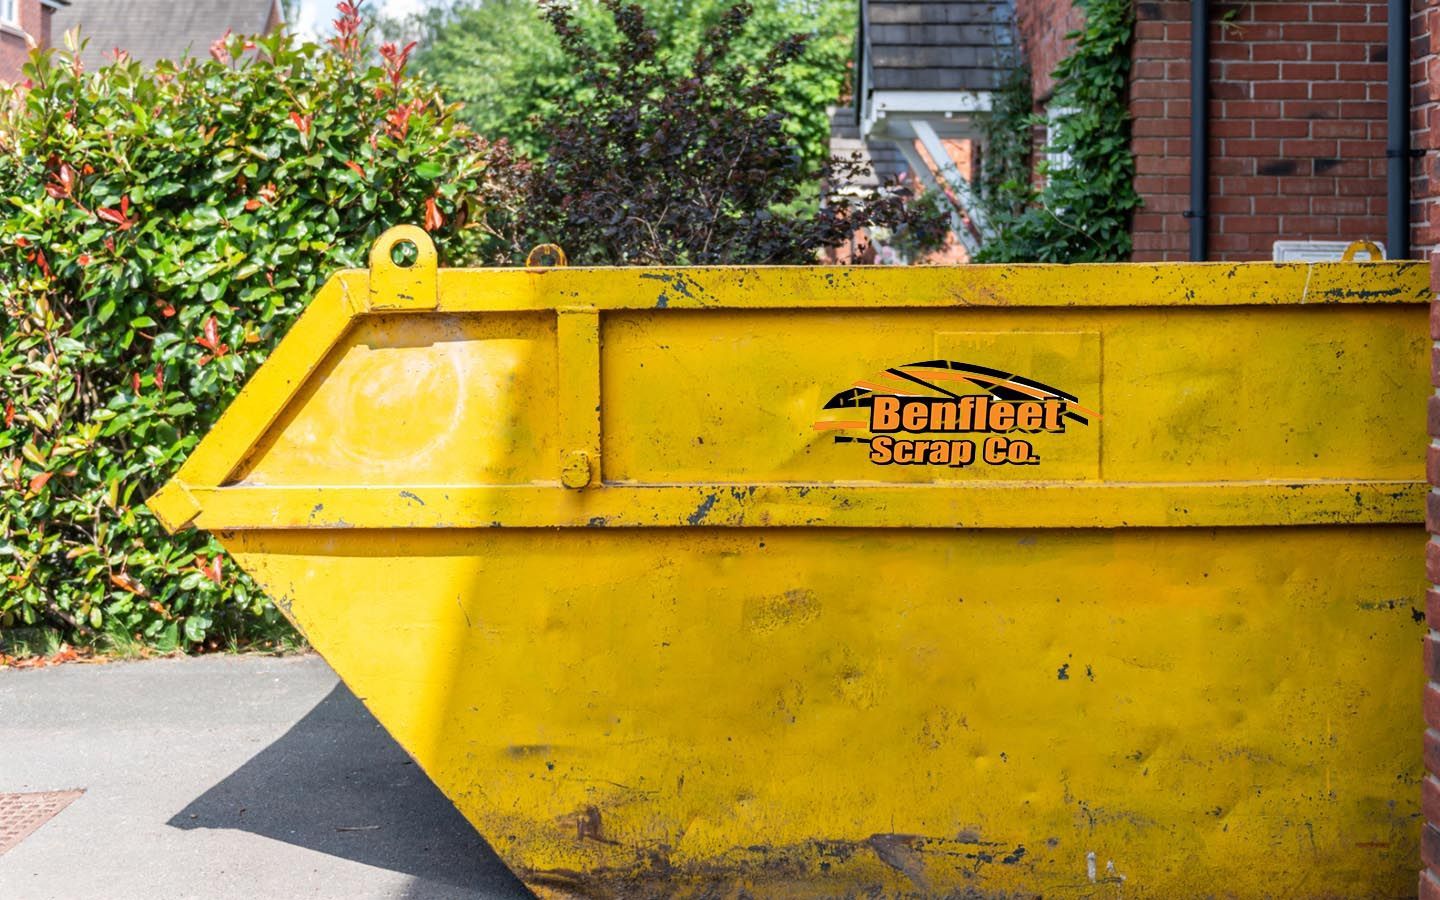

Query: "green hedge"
left=1, top=3, right=935, bottom=656
left=0, top=22, right=521, bottom=651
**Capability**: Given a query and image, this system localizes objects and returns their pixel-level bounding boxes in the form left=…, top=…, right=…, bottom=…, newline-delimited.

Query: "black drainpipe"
left=854, top=0, right=867, bottom=127
left=1387, top=0, right=1410, bottom=260
left=1187, top=0, right=1209, bottom=262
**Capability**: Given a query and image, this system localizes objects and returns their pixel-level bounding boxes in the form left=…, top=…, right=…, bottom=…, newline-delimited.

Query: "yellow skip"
left=151, top=226, right=1430, bottom=898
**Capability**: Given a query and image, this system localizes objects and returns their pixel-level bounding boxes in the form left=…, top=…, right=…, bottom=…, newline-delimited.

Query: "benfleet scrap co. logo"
left=813, top=360, right=1099, bottom=468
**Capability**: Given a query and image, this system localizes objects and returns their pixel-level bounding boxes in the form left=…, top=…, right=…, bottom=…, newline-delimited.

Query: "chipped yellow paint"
left=151, top=227, right=1429, bottom=898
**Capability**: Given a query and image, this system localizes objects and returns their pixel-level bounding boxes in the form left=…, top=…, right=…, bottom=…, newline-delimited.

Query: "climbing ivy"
left=976, top=63, right=1036, bottom=228
left=973, top=0, right=1140, bottom=263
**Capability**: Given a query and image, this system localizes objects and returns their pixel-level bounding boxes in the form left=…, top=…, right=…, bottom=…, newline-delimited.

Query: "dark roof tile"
left=52, top=0, right=279, bottom=68
left=871, top=23, right=1007, bottom=46
left=869, top=1, right=1010, bottom=26
left=872, top=66, right=1006, bottom=91
left=865, top=1, right=1015, bottom=93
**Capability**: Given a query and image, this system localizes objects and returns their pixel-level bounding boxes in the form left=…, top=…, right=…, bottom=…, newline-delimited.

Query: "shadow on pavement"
left=169, top=683, right=534, bottom=899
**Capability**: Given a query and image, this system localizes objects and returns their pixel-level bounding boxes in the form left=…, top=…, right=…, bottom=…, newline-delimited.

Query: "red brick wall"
left=0, top=0, right=51, bottom=84
left=1130, top=1, right=1393, bottom=262
left=1015, top=0, right=1417, bottom=261
left=0, top=31, right=28, bottom=84
left=38, top=0, right=51, bottom=53
left=1127, top=3, right=1192, bottom=260
left=1015, top=0, right=1084, bottom=100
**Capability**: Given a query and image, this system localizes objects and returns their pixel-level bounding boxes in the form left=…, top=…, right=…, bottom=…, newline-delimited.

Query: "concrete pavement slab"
left=0, top=653, right=532, bottom=899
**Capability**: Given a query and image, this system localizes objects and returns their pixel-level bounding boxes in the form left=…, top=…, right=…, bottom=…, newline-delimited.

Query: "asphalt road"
left=0, top=653, right=533, bottom=899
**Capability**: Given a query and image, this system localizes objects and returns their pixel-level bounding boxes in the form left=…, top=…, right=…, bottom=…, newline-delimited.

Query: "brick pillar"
left=1416, top=0, right=1440, bottom=257
left=1424, top=1, right=1440, bottom=892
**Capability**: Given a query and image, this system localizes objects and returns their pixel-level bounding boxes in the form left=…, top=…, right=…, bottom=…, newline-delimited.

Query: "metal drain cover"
left=0, top=790, right=83, bottom=855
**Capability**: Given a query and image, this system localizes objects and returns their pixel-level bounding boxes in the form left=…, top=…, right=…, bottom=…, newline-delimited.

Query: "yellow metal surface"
left=151, top=228, right=1429, bottom=897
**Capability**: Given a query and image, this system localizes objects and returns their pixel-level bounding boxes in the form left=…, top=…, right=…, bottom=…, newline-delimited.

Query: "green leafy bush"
left=519, top=0, right=947, bottom=264
left=0, top=12, right=522, bottom=651
left=1, top=1, right=934, bottom=656
left=394, top=0, right=855, bottom=168
left=975, top=64, right=1036, bottom=227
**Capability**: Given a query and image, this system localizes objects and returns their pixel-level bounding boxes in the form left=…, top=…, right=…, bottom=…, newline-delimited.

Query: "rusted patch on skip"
left=744, top=588, right=820, bottom=634
left=505, top=744, right=553, bottom=759
left=521, top=830, right=1037, bottom=900
left=0, top=790, right=83, bottom=855
left=867, top=833, right=930, bottom=891
left=576, top=805, right=621, bottom=846
left=686, top=493, right=718, bottom=525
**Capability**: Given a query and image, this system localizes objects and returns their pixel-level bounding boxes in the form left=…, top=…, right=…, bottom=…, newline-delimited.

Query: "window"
left=0, top=0, right=17, bottom=28
left=1044, top=105, right=1080, bottom=173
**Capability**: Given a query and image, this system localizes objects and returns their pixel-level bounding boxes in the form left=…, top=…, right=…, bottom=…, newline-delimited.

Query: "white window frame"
left=1044, top=105, right=1080, bottom=173
left=0, top=0, right=18, bottom=28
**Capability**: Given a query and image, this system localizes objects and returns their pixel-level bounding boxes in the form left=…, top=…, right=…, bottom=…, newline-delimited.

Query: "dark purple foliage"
left=518, top=0, right=948, bottom=265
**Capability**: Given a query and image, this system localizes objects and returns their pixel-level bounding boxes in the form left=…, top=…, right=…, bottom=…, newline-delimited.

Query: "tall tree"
left=389, top=0, right=855, bottom=168
left=513, top=0, right=944, bottom=265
